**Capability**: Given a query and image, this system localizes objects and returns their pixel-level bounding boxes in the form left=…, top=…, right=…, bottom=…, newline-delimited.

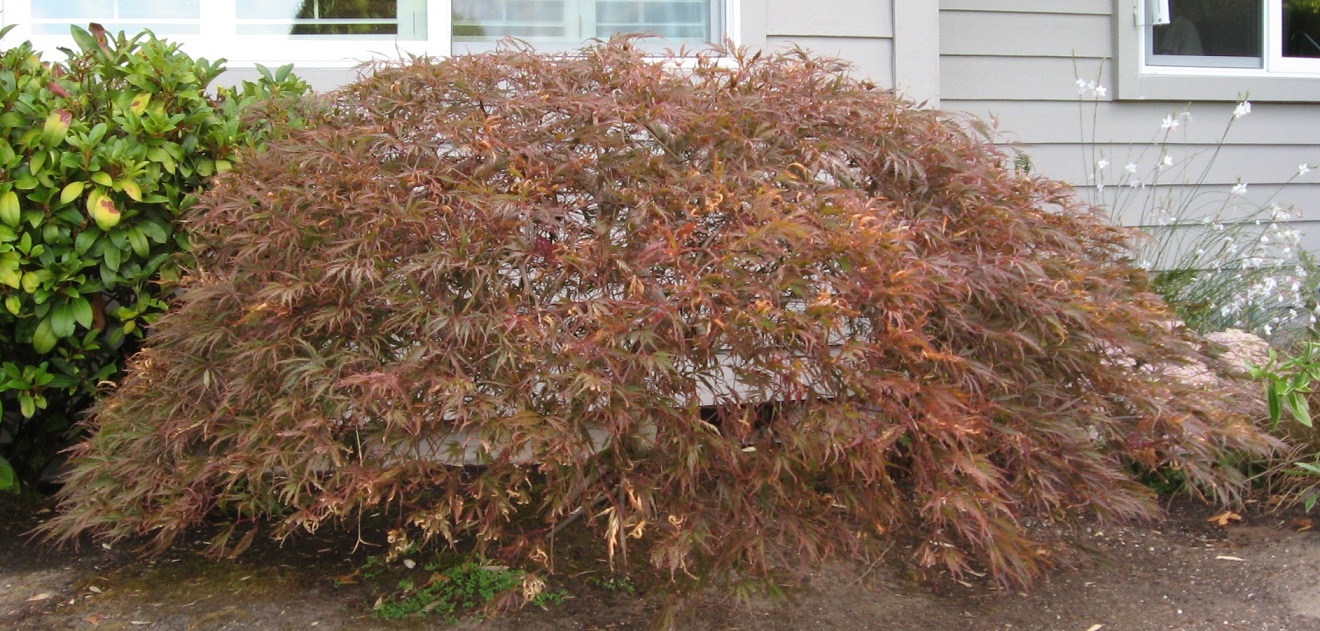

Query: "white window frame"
left=1, top=1, right=745, bottom=68
left=1116, top=0, right=1320, bottom=101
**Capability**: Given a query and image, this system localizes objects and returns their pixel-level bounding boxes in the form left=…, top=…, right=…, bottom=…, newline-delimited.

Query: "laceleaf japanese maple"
left=45, top=40, right=1275, bottom=593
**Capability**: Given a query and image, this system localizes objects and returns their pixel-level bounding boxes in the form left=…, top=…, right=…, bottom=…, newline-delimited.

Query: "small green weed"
left=590, top=575, right=637, bottom=594
left=369, top=559, right=560, bottom=621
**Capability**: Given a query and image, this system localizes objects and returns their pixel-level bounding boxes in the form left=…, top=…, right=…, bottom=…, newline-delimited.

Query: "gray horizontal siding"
left=942, top=56, right=1110, bottom=102
left=766, top=0, right=892, bottom=38
left=957, top=101, right=1320, bottom=146
left=938, top=0, right=1320, bottom=244
left=1018, top=144, right=1320, bottom=188
left=763, top=0, right=896, bottom=84
left=940, top=11, right=1109, bottom=58
left=766, top=36, right=894, bottom=84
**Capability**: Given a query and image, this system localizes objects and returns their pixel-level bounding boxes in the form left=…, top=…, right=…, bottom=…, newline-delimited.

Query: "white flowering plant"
left=1074, top=74, right=1319, bottom=339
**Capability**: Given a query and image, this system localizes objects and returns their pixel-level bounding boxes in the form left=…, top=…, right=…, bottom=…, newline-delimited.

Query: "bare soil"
left=4, top=493, right=1320, bottom=631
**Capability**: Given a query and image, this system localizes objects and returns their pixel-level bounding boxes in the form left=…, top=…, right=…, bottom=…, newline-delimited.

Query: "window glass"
left=453, top=0, right=713, bottom=42
left=235, top=0, right=426, bottom=38
left=1149, top=0, right=1263, bottom=66
left=32, top=0, right=200, bottom=35
left=1285, top=0, right=1320, bottom=57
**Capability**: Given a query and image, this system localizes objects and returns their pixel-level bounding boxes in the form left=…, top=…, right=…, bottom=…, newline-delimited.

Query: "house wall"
left=939, top=0, right=1320, bottom=251
left=762, top=0, right=895, bottom=85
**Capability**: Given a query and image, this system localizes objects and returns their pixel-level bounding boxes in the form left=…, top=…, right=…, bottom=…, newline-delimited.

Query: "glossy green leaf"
left=74, top=228, right=100, bottom=254
left=59, top=180, right=86, bottom=204
left=0, top=457, right=17, bottom=494
left=51, top=302, right=76, bottom=338
left=32, top=316, right=57, bottom=353
left=0, top=190, right=19, bottom=227
left=127, top=228, right=149, bottom=258
left=72, top=298, right=93, bottom=330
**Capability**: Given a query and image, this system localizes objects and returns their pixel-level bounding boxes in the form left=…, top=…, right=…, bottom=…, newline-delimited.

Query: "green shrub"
left=46, top=41, right=1276, bottom=595
left=0, top=25, right=310, bottom=490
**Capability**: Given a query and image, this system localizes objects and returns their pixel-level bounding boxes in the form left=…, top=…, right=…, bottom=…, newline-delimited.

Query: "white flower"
left=1179, top=111, right=1194, bottom=123
left=1095, top=85, right=1107, bottom=98
left=1124, top=162, right=1137, bottom=174
left=1096, top=158, right=1110, bottom=170
left=1076, top=78, right=1088, bottom=93
left=1301, top=164, right=1314, bottom=176
left=1233, top=101, right=1252, bottom=118
left=1161, top=114, right=1181, bottom=130
left=1161, top=155, right=1174, bottom=168
left=1231, top=182, right=1248, bottom=196
left=1128, top=179, right=1141, bottom=188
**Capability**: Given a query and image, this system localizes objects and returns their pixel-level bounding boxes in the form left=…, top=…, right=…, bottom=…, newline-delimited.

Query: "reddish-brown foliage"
left=45, top=41, right=1274, bottom=592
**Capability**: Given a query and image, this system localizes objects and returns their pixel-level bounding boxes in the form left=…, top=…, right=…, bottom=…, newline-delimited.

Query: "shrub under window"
left=45, top=40, right=1276, bottom=594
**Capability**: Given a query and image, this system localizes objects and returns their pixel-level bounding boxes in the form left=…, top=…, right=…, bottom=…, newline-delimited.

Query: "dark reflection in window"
left=1285, top=0, right=1320, bottom=57
left=1153, top=0, right=1262, bottom=58
left=290, top=0, right=397, bottom=35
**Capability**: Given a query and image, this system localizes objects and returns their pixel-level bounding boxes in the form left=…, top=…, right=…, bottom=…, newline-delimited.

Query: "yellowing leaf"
left=20, top=270, right=41, bottom=294
left=129, top=92, right=150, bottom=116
left=59, top=180, right=85, bottom=204
left=120, top=179, right=142, bottom=202
left=90, top=171, right=113, bottom=187
left=0, top=267, right=19, bottom=290
left=0, top=190, right=19, bottom=227
left=87, top=190, right=121, bottom=230
left=41, top=109, right=72, bottom=146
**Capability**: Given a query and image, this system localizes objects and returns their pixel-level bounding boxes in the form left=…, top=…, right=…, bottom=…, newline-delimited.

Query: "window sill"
left=1116, top=68, right=1320, bottom=102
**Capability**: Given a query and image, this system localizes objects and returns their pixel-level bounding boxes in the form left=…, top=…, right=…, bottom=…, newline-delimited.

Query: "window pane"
left=32, top=0, right=200, bottom=35
left=235, top=0, right=426, bottom=38
left=454, top=0, right=714, bottom=42
left=1150, top=0, right=1262, bottom=65
left=1284, top=0, right=1320, bottom=58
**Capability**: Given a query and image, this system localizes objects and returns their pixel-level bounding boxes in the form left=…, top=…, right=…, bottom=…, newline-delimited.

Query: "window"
left=1118, top=0, right=1320, bottom=101
left=5, top=1, right=727, bottom=68
left=1143, top=0, right=1320, bottom=73
left=452, top=0, right=715, bottom=43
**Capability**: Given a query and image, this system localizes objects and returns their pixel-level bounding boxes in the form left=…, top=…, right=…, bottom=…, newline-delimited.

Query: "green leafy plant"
left=0, top=24, right=310, bottom=490
left=371, top=560, right=554, bottom=621
left=46, top=40, right=1276, bottom=601
left=1249, top=343, right=1320, bottom=511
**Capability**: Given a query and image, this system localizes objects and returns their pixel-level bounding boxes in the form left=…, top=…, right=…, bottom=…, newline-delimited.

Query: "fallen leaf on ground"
left=1207, top=511, right=1242, bottom=527
left=1086, top=625, right=1105, bottom=631
left=25, top=593, right=52, bottom=602
left=1215, top=555, right=1246, bottom=561
left=1290, top=517, right=1313, bottom=532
